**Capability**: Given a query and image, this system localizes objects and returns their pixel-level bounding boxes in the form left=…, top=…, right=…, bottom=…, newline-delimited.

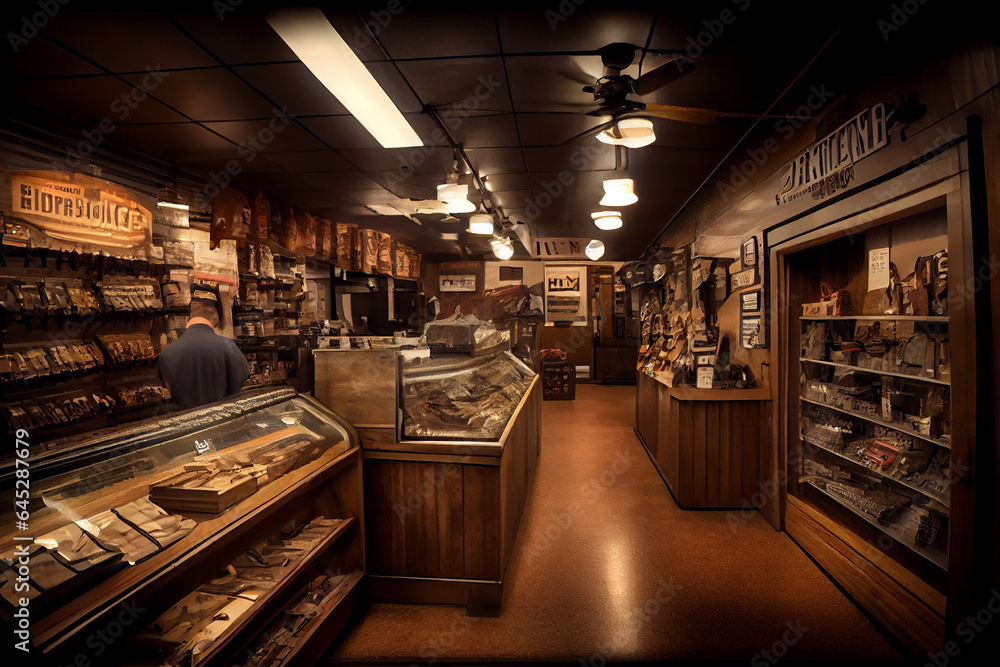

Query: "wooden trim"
left=786, top=496, right=944, bottom=655
left=362, top=450, right=500, bottom=466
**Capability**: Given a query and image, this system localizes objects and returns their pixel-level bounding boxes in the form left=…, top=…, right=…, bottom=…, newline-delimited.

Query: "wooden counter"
left=635, top=371, right=772, bottom=511
left=313, top=350, right=541, bottom=616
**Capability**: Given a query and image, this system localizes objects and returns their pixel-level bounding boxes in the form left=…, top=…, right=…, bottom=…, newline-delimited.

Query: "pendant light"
left=600, top=178, right=637, bottom=207
left=490, top=236, right=514, bottom=260
left=468, top=213, right=494, bottom=235
left=585, top=239, right=606, bottom=260
left=591, top=211, right=623, bottom=230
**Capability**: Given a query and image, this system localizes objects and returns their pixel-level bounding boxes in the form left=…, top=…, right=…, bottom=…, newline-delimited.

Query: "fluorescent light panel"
left=267, top=8, right=422, bottom=149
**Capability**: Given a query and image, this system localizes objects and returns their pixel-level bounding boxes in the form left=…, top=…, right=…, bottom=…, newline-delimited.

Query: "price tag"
left=194, top=439, right=214, bottom=455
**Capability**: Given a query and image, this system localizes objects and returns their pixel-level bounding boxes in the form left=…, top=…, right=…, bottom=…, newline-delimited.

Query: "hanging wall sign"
left=739, top=288, right=765, bottom=349
left=775, top=103, right=889, bottom=207
left=531, top=238, right=591, bottom=259
left=5, top=170, right=153, bottom=249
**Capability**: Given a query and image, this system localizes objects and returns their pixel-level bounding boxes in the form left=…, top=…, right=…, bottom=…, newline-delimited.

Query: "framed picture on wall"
left=439, top=274, right=476, bottom=292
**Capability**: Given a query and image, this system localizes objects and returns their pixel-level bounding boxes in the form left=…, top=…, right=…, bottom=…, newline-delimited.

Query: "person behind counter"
left=159, top=284, right=249, bottom=410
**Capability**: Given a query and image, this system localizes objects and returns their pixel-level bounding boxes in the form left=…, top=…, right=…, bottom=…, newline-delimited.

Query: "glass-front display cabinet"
left=0, top=387, right=363, bottom=667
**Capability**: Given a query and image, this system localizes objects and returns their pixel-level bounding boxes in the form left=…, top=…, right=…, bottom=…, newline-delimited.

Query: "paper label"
left=869, top=248, right=889, bottom=291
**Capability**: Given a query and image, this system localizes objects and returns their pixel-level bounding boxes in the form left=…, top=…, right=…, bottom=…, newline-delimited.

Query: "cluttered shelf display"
left=796, top=247, right=950, bottom=570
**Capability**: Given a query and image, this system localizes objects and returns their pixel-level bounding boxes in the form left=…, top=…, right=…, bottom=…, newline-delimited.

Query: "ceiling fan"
left=564, top=42, right=791, bottom=144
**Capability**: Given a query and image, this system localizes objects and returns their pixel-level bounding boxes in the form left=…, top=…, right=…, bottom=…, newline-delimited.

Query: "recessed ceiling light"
left=266, top=8, right=422, bottom=148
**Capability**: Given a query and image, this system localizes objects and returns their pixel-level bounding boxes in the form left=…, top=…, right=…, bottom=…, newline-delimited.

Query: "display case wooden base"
left=359, top=377, right=541, bottom=616
left=635, top=371, right=772, bottom=511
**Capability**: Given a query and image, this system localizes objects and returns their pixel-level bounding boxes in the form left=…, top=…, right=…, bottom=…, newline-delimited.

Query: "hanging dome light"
left=600, top=178, right=637, bottom=206
left=468, top=213, right=494, bottom=235
left=490, top=236, right=514, bottom=260
left=596, top=118, right=656, bottom=148
left=585, top=239, right=606, bottom=260
left=591, top=211, right=623, bottom=230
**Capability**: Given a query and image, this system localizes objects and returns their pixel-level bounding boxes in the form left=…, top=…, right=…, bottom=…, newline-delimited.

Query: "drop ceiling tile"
left=339, top=146, right=456, bottom=174
left=446, top=114, right=521, bottom=148
left=169, top=13, right=298, bottom=64
left=369, top=10, right=499, bottom=59
left=106, top=122, right=238, bottom=161
left=497, top=9, right=655, bottom=54
left=395, top=57, right=511, bottom=112
left=505, top=55, right=603, bottom=114
left=2, top=37, right=103, bottom=78
left=39, top=12, right=217, bottom=72
left=2, top=76, right=188, bottom=125
left=263, top=150, right=355, bottom=172
left=482, top=172, right=531, bottom=191
left=323, top=11, right=390, bottom=62
left=522, top=145, right=616, bottom=173
left=121, top=68, right=278, bottom=122
left=200, top=120, right=325, bottom=154
left=467, top=148, right=525, bottom=177
left=298, top=116, right=382, bottom=150
left=364, top=172, right=441, bottom=201
left=491, top=189, right=534, bottom=210
left=231, top=63, right=350, bottom=117
left=367, top=61, right=424, bottom=113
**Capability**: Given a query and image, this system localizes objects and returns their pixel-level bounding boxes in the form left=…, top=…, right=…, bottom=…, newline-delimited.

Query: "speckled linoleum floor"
left=323, top=384, right=908, bottom=666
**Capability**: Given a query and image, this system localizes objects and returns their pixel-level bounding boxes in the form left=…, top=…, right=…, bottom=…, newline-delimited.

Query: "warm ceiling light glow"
left=600, top=178, right=637, bottom=206
left=468, top=214, right=493, bottom=235
left=157, top=201, right=189, bottom=210
left=591, top=211, right=623, bottom=230
left=596, top=118, right=656, bottom=148
left=436, top=183, right=476, bottom=213
left=585, top=239, right=606, bottom=260
left=491, top=236, right=514, bottom=260
left=267, top=8, right=422, bottom=148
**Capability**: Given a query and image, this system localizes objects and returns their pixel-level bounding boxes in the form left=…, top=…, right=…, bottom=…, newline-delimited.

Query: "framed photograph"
left=499, top=266, right=523, bottom=283
left=439, top=274, right=476, bottom=292
left=741, top=236, right=758, bottom=267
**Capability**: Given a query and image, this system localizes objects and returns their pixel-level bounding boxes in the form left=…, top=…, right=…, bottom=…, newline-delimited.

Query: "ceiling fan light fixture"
left=468, top=214, right=494, bottom=235
left=585, top=239, right=606, bottom=261
left=591, top=211, right=623, bottom=230
left=596, top=118, right=656, bottom=148
left=490, top=236, right=514, bottom=260
left=600, top=178, right=637, bottom=206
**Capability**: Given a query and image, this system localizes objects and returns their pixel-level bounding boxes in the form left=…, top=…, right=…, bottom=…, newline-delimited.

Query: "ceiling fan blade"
left=633, top=57, right=695, bottom=96
left=561, top=120, right=614, bottom=145
left=642, top=104, right=719, bottom=124
left=643, top=104, right=802, bottom=124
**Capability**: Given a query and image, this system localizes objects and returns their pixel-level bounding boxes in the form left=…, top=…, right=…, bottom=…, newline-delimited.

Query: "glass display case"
left=0, top=387, right=363, bottom=666
left=397, top=350, right=536, bottom=441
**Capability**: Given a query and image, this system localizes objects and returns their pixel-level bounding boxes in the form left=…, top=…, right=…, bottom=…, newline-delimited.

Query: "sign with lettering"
left=7, top=171, right=152, bottom=248
left=868, top=247, right=890, bottom=291
left=775, top=103, right=889, bottom=207
left=730, top=267, right=758, bottom=291
left=531, top=238, right=591, bottom=259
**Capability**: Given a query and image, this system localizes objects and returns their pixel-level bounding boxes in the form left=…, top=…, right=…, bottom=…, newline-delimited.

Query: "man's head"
left=190, top=284, right=222, bottom=328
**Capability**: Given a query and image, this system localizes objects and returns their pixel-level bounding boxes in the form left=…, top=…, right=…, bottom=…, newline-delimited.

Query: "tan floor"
left=325, top=384, right=907, bottom=665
